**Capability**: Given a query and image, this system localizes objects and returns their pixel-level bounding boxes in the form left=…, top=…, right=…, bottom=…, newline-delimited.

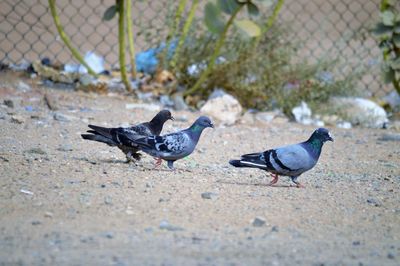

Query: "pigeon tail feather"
left=87, top=125, right=113, bottom=139
left=81, top=134, right=116, bottom=146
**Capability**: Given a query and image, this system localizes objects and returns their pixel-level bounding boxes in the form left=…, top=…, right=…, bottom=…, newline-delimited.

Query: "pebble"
left=159, top=220, right=184, bottom=231
left=171, top=93, right=189, bottom=111
left=26, top=147, right=47, bottom=155
left=252, top=217, right=266, bottom=227
left=4, top=99, right=14, bottom=108
left=44, top=93, right=59, bottom=111
left=201, top=192, right=218, bottom=200
left=366, top=198, right=381, bottom=207
left=104, top=196, right=112, bottom=205
left=11, top=115, right=25, bottom=124
left=31, top=220, right=41, bottom=225
left=58, top=143, right=73, bottom=152
left=271, top=225, right=279, bottom=232
left=16, top=81, right=31, bottom=92
left=53, top=112, right=74, bottom=122
left=378, top=133, right=400, bottom=142
left=387, top=253, right=395, bottom=259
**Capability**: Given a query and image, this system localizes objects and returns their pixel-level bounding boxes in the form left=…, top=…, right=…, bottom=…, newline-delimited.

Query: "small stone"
left=44, top=212, right=53, bottom=218
left=366, top=198, right=381, bottom=207
left=26, top=147, right=47, bottom=155
left=255, top=111, right=277, bottom=123
left=252, top=217, right=266, bottom=227
left=159, top=220, right=184, bottom=231
left=11, top=115, right=25, bottom=124
left=4, top=99, right=14, bottom=108
left=200, top=91, right=243, bottom=125
left=240, top=111, right=255, bottom=124
left=201, top=192, right=218, bottom=200
left=101, top=232, right=114, bottom=239
left=31, top=220, right=41, bottom=225
left=44, top=93, right=59, bottom=111
left=16, top=81, right=31, bottom=92
left=337, top=121, right=352, bottom=129
left=171, top=93, right=189, bottom=111
left=104, top=196, right=112, bottom=205
left=378, top=133, right=400, bottom=142
left=53, top=112, right=74, bottom=122
left=387, top=253, right=395, bottom=259
left=58, top=143, right=73, bottom=152
left=271, top=225, right=279, bottom=232
left=352, top=241, right=361, bottom=246
left=159, top=95, right=174, bottom=107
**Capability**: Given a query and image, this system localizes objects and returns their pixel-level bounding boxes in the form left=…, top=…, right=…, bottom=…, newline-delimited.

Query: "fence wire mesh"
left=0, top=0, right=391, bottom=96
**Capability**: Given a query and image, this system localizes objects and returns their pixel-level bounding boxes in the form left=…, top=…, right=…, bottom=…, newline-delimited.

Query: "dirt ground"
left=0, top=72, right=399, bottom=266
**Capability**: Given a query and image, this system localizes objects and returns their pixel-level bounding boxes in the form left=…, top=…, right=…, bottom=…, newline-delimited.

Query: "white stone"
left=200, top=93, right=242, bottom=125
left=292, top=101, right=312, bottom=124
left=330, top=97, right=388, bottom=128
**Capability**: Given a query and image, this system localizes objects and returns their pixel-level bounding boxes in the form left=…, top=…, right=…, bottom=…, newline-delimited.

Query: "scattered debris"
left=292, top=101, right=324, bottom=126
left=159, top=220, right=184, bottom=231
left=4, top=99, right=14, bottom=108
left=125, top=103, right=161, bottom=112
left=20, top=189, right=34, bottom=195
left=16, top=81, right=31, bottom=92
left=64, top=51, right=105, bottom=74
left=11, top=115, right=25, bottom=124
left=58, top=144, right=73, bottom=152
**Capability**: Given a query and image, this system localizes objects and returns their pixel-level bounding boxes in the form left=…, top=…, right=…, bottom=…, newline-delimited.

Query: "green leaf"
left=390, top=57, right=400, bottom=70
left=218, top=0, right=241, bottom=15
left=372, top=23, right=393, bottom=37
left=382, top=65, right=395, bottom=84
left=247, top=2, right=259, bottom=17
left=395, top=23, right=400, bottom=34
left=381, top=10, right=395, bottom=26
left=204, top=3, right=224, bottom=34
left=257, top=0, right=274, bottom=7
left=394, top=34, right=400, bottom=47
left=103, top=5, right=118, bottom=21
left=235, top=19, right=261, bottom=37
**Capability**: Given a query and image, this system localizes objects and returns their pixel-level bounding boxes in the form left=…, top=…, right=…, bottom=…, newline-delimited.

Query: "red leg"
left=267, top=173, right=279, bottom=186
left=154, top=157, right=162, bottom=167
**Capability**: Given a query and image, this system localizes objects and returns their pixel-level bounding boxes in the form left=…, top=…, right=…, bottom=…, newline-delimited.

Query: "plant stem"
left=254, top=0, right=285, bottom=49
left=118, top=0, right=132, bottom=92
left=184, top=5, right=244, bottom=97
left=170, top=0, right=199, bottom=71
left=163, top=0, right=188, bottom=69
left=48, top=0, right=97, bottom=77
left=126, top=0, right=137, bottom=79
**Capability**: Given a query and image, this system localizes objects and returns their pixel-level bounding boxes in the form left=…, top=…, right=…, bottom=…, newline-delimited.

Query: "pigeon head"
left=154, top=110, right=174, bottom=122
left=311, top=128, right=334, bottom=142
left=195, top=116, right=214, bottom=129
left=190, top=116, right=214, bottom=133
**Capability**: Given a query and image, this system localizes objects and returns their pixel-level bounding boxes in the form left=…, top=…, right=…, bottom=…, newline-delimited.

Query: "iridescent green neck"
left=309, top=138, right=323, bottom=150
left=190, top=124, right=203, bottom=133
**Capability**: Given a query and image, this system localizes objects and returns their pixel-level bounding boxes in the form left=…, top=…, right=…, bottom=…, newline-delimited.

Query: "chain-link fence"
left=0, top=0, right=391, bottom=96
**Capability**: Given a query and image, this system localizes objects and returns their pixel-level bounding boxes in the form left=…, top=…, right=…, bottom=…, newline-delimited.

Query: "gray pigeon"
left=128, top=116, right=214, bottom=169
left=229, top=128, right=333, bottom=187
left=81, top=110, right=174, bottom=162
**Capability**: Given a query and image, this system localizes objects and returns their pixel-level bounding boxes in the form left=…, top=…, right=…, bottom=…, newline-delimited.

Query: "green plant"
left=174, top=15, right=360, bottom=115
left=48, top=0, right=97, bottom=76
left=373, top=0, right=400, bottom=94
left=103, top=0, right=133, bottom=92
left=184, top=0, right=264, bottom=96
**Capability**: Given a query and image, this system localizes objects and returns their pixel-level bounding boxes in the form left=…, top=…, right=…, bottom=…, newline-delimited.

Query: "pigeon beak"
left=328, top=133, right=334, bottom=142
left=170, top=116, right=175, bottom=121
left=210, top=123, right=214, bottom=128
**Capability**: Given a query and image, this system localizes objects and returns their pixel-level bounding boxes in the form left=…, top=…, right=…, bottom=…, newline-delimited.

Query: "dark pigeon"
left=128, top=116, right=214, bottom=169
left=229, top=128, right=333, bottom=187
left=81, top=110, right=174, bottom=162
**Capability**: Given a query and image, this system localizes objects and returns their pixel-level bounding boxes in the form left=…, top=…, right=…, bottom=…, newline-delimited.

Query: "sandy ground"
left=0, top=72, right=399, bottom=266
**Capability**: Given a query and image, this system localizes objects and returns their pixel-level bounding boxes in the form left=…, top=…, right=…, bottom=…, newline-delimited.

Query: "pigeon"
left=128, top=116, right=214, bottom=169
left=229, top=128, right=333, bottom=187
left=81, top=110, right=174, bottom=162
